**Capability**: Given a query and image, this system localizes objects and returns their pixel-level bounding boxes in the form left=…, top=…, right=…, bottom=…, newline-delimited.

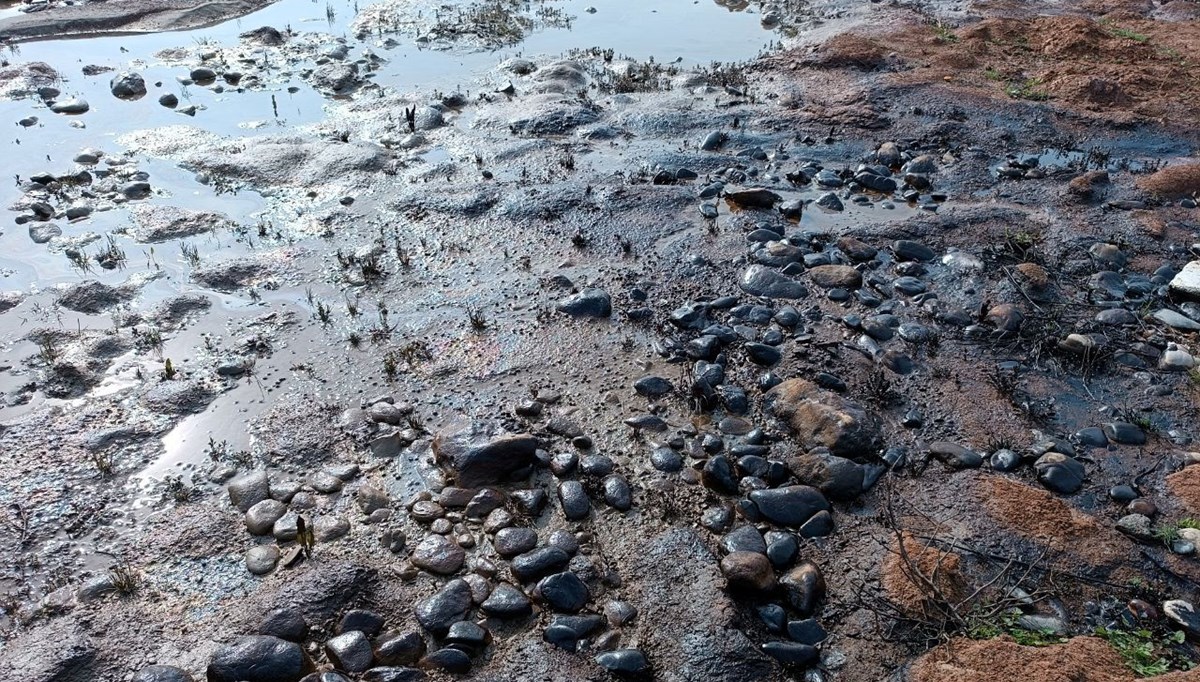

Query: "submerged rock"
left=132, top=665, right=195, bottom=682
left=110, top=72, right=146, bottom=99
left=50, top=97, right=89, bottom=114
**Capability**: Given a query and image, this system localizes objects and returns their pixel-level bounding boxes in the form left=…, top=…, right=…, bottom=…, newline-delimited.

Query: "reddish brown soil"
left=806, top=33, right=889, bottom=70
left=881, top=531, right=969, bottom=617
left=907, top=635, right=1197, bottom=682
left=778, top=13, right=1200, bottom=127
left=1165, top=465, right=1200, bottom=516
left=1137, top=163, right=1200, bottom=198
left=979, top=476, right=1127, bottom=565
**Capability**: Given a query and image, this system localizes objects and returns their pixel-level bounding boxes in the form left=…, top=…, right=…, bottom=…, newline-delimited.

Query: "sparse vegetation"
left=133, top=326, right=164, bottom=356
left=90, top=451, right=115, bottom=476
left=466, top=305, right=488, bottom=331
left=966, top=610, right=1065, bottom=646
left=95, top=235, right=127, bottom=270
left=383, top=350, right=399, bottom=379
left=66, top=248, right=92, bottom=273
left=179, top=241, right=201, bottom=267
left=1094, top=628, right=1193, bottom=677
left=1103, top=22, right=1150, bottom=43
left=107, top=563, right=141, bottom=596
left=864, top=370, right=900, bottom=406
left=204, top=436, right=255, bottom=468
left=397, top=339, right=433, bottom=365
left=315, top=300, right=332, bottom=325
left=35, top=334, right=60, bottom=364
left=932, top=21, right=959, bottom=44
left=163, top=474, right=192, bottom=503
left=1006, top=77, right=1051, bottom=101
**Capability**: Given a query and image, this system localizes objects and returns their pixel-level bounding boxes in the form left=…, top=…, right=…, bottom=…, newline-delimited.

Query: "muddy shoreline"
left=2, top=0, right=1200, bottom=681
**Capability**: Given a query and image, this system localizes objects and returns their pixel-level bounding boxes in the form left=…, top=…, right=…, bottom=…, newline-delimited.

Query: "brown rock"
left=1126, top=497, right=1157, bottom=516
left=779, top=561, right=825, bottom=616
left=766, top=379, right=883, bottom=458
left=1066, top=170, right=1109, bottom=200
left=985, top=303, right=1025, bottom=333
left=836, top=236, right=877, bottom=262
left=720, top=552, right=776, bottom=593
left=1015, top=262, right=1049, bottom=290
left=807, top=264, right=862, bottom=289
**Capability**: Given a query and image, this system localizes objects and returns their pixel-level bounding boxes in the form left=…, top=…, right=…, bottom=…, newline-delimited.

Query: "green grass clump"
left=1006, top=77, right=1050, bottom=101
left=967, top=611, right=1067, bottom=647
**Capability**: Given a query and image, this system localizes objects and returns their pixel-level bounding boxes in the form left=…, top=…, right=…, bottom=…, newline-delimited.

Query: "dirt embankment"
left=908, top=635, right=1198, bottom=682
left=771, top=12, right=1200, bottom=127
left=0, top=0, right=277, bottom=42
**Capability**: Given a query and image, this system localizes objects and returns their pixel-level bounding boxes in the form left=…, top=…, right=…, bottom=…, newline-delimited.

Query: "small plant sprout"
left=91, top=451, right=115, bottom=476
left=108, top=563, right=141, bottom=596
left=95, top=235, right=127, bottom=270
left=466, top=305, right=488, bottom=331
left=179, top=241, right=201, bottom=267
left=164, top=474, right=191, bottom=503
left=296, top=516, right=315, bottom=558
left=36, top=334, right=60, bottom=364
left=315, top=300, right=332, bottom=325
left=383, top=350, right=399, bottom=379
left=66, top=248, right=93, bottom=273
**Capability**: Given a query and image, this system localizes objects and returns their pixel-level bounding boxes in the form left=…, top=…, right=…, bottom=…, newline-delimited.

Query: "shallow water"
left=0, top=0, right=778, bottom=327
left=0, top=0, right=795, bottom=560
left=0, top=0, right=954, bottom=596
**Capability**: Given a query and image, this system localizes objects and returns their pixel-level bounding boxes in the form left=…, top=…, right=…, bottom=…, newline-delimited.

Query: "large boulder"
left=766, top=379, right=883, bottom=458
left=207, top=635, right=311, bottom=682
left=0, top=620, right=95, bottom=681
left=432, top=426, right=539, bottom=486
left=747, top=486, right=830, bottom=527
left=787, top=450, right=865, bottom=500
